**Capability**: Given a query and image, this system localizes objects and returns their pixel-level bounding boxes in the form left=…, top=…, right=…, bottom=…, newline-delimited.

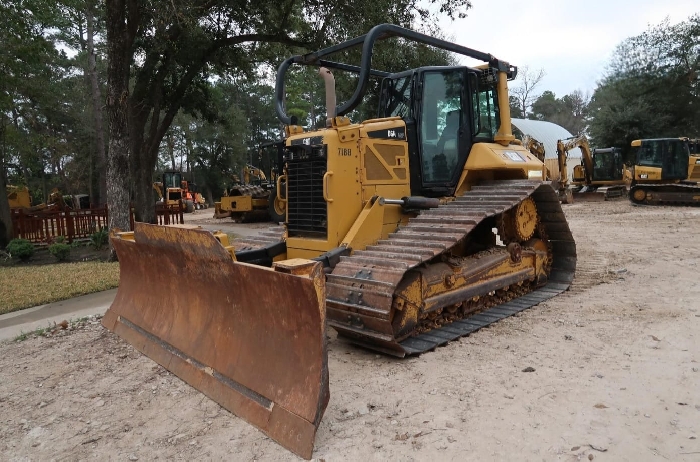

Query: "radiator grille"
left=287, top=150, right=327, bottom=238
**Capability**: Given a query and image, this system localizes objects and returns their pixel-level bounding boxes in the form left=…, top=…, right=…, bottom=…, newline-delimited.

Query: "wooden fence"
left=12, top=201, right=184, bottom=244
left=155, top=201, right=185, bottom=225
left=12, top=206, right=110, bottom=244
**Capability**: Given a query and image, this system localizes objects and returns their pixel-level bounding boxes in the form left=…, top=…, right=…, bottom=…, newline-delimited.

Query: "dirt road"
left=1, top=200, right=699, bottom=461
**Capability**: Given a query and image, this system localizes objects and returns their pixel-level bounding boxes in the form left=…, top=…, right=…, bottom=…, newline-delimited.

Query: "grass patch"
left=13, top=316, right=93, bottom=342
left=0, top=262, right=120, bottom=315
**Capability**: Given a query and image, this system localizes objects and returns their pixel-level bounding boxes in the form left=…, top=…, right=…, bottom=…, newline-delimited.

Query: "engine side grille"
left=287, top=150, right=327, bottom=238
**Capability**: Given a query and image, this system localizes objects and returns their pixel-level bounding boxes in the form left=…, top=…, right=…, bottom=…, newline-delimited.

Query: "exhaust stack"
left=319, top=67, right=336, bottom=127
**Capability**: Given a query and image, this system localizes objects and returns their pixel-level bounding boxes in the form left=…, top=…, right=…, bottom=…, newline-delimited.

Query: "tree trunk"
left=167, top=132, right=176, bottom=170
left=128, top=123, right=158, bottom=223
left=87, top=1, right=107, bottom=206
left=105, top=0, right=132, bottom=260
left=0, top=120, right=14, bottom=248
left=132, top=158, right=156, bottom=224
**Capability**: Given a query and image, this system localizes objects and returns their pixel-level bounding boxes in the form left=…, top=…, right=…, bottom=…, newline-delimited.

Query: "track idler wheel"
left=631, top=186, right=647, bottom=204
left=499, top=197, right=538, bottom=242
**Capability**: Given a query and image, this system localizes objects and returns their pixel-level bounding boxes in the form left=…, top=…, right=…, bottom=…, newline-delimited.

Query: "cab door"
left=415, top=68, right=473, bottom=196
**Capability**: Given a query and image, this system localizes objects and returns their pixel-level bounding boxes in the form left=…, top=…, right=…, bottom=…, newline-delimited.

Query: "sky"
left=436, top=0, right=698, bottom=98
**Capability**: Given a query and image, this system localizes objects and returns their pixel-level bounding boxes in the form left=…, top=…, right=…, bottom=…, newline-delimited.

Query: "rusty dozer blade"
left=102, top=223, right=329, bottom=459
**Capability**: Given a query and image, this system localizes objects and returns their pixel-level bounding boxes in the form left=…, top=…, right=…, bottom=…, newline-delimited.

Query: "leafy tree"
left=509, top=96, right=524, bottom=119
left=530, top=89, right=590, bottom=136
left=104, top=0, right=474, bottom=240
left=589, top=14, right=700, bottom=156
left=0, top=0, right=66, bottom=246
left=56, top=0, right=108, bottom=204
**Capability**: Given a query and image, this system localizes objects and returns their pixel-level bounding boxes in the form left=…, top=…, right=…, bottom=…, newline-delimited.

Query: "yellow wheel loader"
left=103, top=24, right=576, bottom=459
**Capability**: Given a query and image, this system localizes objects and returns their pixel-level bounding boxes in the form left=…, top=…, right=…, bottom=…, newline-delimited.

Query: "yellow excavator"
left=554, top=135, right=627, bottom=203
left=102, top=25, right=576, bottom=459
left=522, top=134, right=546, bottom=163
left=521, top=134, right=550, bottom=181
left=628, top=137, right=700, bottom=205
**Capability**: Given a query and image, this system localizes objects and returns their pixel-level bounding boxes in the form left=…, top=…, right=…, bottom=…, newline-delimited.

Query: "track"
left=629, top=183, right=700, bottom=206
left=573, top=185, right=627, bottom=202
left=325, top=181, right=576, bottom=356
left=232, top=226, right=286, bottom=250
left=231, top=181, right=576, bottom=357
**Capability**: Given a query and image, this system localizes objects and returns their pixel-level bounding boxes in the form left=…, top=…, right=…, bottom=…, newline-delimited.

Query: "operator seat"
left=432, top=110, right=460, bottom=181
left=437, top=110, right=460, bottom=153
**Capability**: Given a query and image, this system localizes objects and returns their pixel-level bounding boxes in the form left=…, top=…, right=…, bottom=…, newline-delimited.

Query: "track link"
left=326, top=181, right=576, bottom=357
left=232, top=226, right=286, bottom=251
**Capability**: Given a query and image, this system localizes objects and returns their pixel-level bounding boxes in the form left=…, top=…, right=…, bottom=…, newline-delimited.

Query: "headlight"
left=528, top=169, right=543, bottom=180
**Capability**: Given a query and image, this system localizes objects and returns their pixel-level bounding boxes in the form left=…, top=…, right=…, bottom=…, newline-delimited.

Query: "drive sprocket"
left=498, top=196, right=538, bottom=243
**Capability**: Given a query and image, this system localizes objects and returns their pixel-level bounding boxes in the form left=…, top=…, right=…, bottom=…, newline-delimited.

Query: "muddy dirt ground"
left=1, top=200, right=699, bottom=461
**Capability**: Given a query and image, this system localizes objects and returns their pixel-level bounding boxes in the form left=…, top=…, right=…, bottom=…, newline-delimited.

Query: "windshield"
left=635, top=139, right=687, bottom=168
left=163, top=172, right=182, bottom=189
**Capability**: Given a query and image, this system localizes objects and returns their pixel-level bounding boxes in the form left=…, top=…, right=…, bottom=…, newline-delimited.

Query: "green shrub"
left=53, top=236, right=66, bottom=244
left=90, top=228, right=109, bottom=250
left=6, top=239, right=35, bottom=261
left=49, top=243, right=71, bottom=261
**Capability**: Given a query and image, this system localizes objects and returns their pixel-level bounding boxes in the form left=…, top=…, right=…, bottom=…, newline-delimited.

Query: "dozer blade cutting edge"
left=102, top=223, right=329, bottom=459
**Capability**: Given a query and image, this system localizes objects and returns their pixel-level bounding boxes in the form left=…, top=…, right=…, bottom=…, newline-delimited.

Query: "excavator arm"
left=554, top=140, right=570, bottom=186
left=243, top=165, right=267, bottom=183
left=557, top=134, right=594, bottom=184
left=152, top=182, right=164, bottom=200
left=522, top=135, right=546, bottom=163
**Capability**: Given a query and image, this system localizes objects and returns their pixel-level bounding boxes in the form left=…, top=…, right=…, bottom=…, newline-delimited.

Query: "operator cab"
left=631, top=138, right=689, bottom=180
left=162, top=171, right=183, bottom=201
left=378, top=66, right=500, bottom=197
left=591, top=147, right=624, bottom=181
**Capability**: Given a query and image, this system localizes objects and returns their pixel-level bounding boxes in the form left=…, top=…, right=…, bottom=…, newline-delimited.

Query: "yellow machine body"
left=283, top=117, right=544, bottom=260
left=628, top=138, right=700, bottom=205
left=7, top=185, right=31, bottom=209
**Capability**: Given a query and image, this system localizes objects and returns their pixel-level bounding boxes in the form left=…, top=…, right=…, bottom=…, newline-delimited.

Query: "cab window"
left=420, top=71, right=463, bottom=183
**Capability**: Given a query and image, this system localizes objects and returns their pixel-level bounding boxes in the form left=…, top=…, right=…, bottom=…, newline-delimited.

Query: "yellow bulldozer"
left=628, top=137, right=700, bottom=205
left=7, top=186, right=85, bottom=212
left=102, top=25, right=576, bottom=459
